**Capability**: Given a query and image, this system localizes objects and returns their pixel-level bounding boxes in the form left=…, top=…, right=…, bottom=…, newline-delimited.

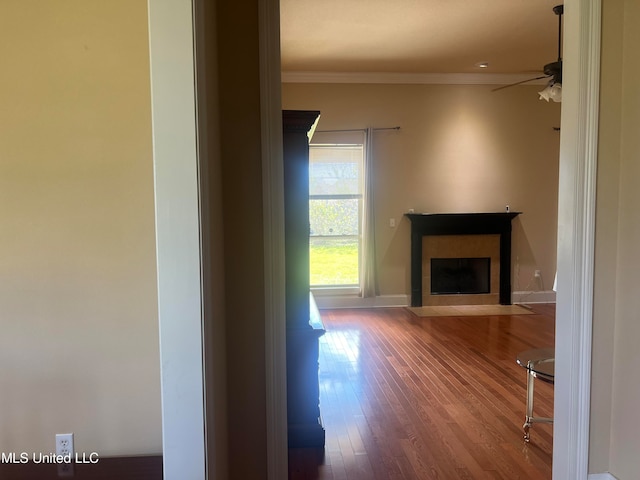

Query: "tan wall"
left=593, top=0, right=640, bottom=477
left=217, top=1, right=269, bottom=477
left=283, top=83, right=561, bottom=298
left=609, top=1, right=640, bottom=474
left=197, top=1, right=229, bottom=477
left=0, top=1, right=161, bottom=456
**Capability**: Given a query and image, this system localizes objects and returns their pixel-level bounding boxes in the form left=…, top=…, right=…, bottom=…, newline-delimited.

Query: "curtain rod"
left=315, top=126, right=400, bottom=133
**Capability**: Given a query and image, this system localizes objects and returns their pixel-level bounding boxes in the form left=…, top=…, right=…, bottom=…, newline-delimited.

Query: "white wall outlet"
left=57, top=462, right=75, bottom=477
left=389, top=218, right=396, bottom=228
left=56, top=433, right=74, bottom=458
left=534, top=269, right=541, bottom=278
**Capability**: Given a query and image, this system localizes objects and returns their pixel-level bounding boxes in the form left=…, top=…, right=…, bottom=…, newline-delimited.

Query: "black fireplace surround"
left=405, top=212, right=521, bottom=306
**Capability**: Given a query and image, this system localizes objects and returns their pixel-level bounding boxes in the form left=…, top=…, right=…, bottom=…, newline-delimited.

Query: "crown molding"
left=281, top=71, right=550, bottom=86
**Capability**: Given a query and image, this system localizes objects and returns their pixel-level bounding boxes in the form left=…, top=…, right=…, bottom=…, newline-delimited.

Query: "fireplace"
left=422, top=233, right=500, bottom=305
left=405, top=212, right=520, bottom=306
left=431, top=257, right=491, bottom=295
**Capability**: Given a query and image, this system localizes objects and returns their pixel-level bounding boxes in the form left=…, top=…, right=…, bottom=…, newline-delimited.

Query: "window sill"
left=311, top=286, right=361, bottom=297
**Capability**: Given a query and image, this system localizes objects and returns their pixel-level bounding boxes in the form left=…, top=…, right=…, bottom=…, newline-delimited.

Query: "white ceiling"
left=280, top=0, right=563, bottom=76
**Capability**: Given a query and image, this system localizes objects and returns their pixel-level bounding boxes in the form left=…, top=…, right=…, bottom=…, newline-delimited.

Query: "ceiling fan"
left=493, top=4, right=564, bottom=101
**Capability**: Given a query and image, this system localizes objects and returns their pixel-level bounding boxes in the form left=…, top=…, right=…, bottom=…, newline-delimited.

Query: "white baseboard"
left=588, top=473, right=618, bottom=480
left=513, top=290, right=557, bottom=304
left=313, top=294, right=409, bottom=310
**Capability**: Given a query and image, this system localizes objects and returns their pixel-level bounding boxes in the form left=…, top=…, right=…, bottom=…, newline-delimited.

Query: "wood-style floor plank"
left=289, top=304, right=555, bottom=479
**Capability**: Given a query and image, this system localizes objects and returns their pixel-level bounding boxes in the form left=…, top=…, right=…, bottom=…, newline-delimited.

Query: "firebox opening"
left=430, top=257, right=491, bottom=295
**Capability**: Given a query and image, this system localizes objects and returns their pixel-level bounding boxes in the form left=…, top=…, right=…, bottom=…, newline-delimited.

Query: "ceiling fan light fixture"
left=493, top=4, right=564, bottom=98
left=538, top=81, right=562, bottom=102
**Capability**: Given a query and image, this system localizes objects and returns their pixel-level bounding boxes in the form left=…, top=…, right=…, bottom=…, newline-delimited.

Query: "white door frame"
left=148, top=0, right=288, bottom=478
left=553, top=0, right=601, bottom=478
left=147, top=0, right=207, bottom=478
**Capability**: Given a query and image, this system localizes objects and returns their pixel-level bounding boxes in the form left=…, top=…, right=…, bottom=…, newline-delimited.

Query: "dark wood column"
left=283, top=110, right=325, bottom=448
left=405, top=212, right=521, bottom=306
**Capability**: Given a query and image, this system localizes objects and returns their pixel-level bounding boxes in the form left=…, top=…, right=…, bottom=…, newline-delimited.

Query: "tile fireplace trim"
left=422, top=235, right=500, bottom=306
left=405, top=212, right=521, bottom=307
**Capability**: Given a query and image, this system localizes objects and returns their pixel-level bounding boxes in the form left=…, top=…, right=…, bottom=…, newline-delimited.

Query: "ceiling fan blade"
left=491, top=75, right=550, bottom=92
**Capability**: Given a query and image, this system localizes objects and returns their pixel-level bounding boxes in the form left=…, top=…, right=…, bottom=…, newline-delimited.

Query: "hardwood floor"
left=289, top=304, right=555, bottom=479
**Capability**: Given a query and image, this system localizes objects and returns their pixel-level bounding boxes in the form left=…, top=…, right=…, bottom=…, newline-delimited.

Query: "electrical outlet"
left=534, top=270, right=541, bottom=278
left=56, top=433, right=74, bottom=458
left=57, top=462, right=74, bottom=478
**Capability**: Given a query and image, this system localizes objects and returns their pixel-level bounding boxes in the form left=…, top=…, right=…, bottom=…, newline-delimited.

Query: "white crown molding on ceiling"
left=281, top=71, right=550, bottom=86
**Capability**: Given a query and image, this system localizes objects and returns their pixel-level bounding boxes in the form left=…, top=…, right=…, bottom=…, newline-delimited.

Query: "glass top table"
left=516, top=347, right=555, bottom=442
left=517, top=347, right=555, bottom=381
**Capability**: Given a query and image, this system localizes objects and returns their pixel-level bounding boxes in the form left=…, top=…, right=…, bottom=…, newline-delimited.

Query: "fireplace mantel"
left=405, top=212, right=521, bottom=306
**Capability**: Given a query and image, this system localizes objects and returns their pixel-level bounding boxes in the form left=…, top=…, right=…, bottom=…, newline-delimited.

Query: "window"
left=309, top=144, right=363, bottom=291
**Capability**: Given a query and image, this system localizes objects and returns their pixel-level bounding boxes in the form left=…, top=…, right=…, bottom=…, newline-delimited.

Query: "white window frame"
left=309, top=141, right=364, bottom=296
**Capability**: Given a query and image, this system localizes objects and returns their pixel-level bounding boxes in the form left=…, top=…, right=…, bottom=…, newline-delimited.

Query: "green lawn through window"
left=310, top=238, right=359, bottom=286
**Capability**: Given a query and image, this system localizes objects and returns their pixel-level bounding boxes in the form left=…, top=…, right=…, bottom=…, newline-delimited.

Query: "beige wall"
left=283, top=83, right=561, bottom=298
left=591, top=0, right=622, bottom=472
left=592, top=0, right=640, bottom=478
left=609, top=2, right=640, bottom=476
left=217, top=1, right=270, bottom=477
left=0, top=1, right=161, bottom=456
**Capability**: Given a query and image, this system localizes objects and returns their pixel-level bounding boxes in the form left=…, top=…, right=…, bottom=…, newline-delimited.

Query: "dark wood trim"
left=0, top=455, right=162, bottom=479
left=406, top=212, right=521, bottom=306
